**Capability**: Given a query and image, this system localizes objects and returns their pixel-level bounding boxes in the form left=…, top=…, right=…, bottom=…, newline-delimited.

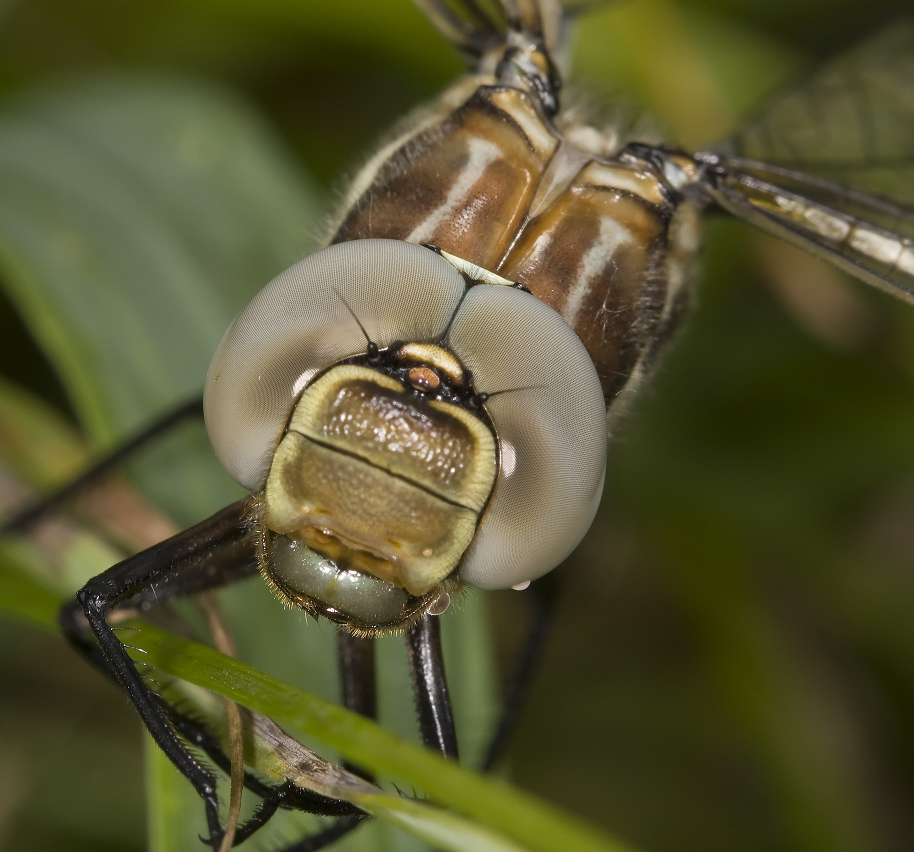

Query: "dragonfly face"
left=203, top=238, right=606, bottom=631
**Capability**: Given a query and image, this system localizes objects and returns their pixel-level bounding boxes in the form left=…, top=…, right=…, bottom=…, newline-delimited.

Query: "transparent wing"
left=695, top=21, right=914, bottom=304
left=732, top=20, right=914, bottom=201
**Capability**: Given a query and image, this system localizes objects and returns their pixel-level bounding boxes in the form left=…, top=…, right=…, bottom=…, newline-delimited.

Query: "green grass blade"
left=125, top=620, right=638, bottom=852
left=0, top=567, right=637, bottom=852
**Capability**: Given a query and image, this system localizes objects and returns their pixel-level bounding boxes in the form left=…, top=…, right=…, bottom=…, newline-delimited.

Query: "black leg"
left=60, top=497, right=372, bottom=850
left=338, top=632, right=377, bottom=720
left=3, top=395, right=203, bottom=535
left=483, top=576, right=558, bottom=772
left=407, top=613, right=459, bottom=759
left=338, top=632, right=377, bottom=779
left=163, top=692, right=368, bottom=850
left=59, top=498, right=257, bottom=849
left=267, top=628, right=380, bottom=847
left=234, top=798, right=363, bottom=849
left=278, top=816, right=364, bottom=852
left=226, top=633, right=377, bottom=849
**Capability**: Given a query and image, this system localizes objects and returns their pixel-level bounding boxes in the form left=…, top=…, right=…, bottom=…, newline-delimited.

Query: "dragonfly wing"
left=732, top=20, right=914, bottom=201
left=694, top=21, right=914, bottom=304
left=701, top=159, right=914, bottom=304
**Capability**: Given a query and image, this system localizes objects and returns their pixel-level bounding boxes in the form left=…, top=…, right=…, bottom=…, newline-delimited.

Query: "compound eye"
left=204, top=240, right=466, bottom=490
left=447, top=286, right=606, bottom=590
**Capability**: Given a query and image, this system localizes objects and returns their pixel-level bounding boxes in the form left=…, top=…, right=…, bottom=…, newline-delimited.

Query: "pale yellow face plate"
left=263, top=364, right=496, bottom=596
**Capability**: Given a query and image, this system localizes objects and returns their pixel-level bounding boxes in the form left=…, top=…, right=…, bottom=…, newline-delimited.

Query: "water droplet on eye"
left=429, top=593, right=450, bottom=615
left=512, top=580, right=531, bottom=591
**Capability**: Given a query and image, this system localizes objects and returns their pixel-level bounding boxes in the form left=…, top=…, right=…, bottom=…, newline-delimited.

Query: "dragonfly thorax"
left=330, top=78, right=702, bottom=410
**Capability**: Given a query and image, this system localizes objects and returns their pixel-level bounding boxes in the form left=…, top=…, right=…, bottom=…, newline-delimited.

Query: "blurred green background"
left=1, top=0, right=914, bottom=850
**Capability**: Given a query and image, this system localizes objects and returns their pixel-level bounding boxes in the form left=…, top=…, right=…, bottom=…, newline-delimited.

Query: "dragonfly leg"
left=407, top=612, right=459, bottom=759
left=2, top=394, right=203, bottom=535
left=231, top=633, right=378, bottom=849
left=59, top=499, right=258, bottom=849
left=483, top=574, right=558, bottom=772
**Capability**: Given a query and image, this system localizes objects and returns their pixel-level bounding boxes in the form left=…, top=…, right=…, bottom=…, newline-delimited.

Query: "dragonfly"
left=2, top=1, right=914, bottom=851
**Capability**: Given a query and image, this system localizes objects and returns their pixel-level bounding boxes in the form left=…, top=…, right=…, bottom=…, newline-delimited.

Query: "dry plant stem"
left=198, top=590, right=245, bottom=852
left=246, top=712, right=380, bottom=801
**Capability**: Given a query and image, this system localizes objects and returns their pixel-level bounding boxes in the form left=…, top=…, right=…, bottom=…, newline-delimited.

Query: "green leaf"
left=0, top=74, right=323, bottom=526
left=0, top=556, right=63, bottom=630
